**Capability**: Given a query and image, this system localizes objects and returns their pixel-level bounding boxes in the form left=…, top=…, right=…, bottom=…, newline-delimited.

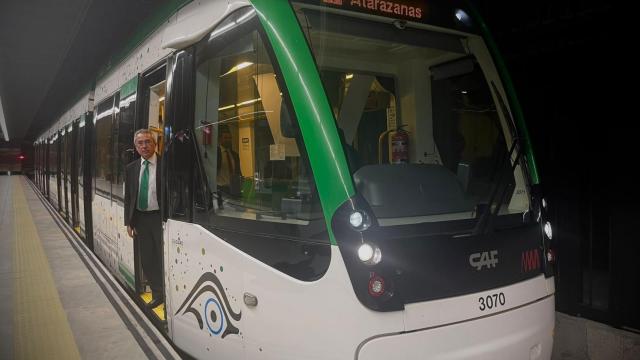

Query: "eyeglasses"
left=135, top=139, right=154, bottom=146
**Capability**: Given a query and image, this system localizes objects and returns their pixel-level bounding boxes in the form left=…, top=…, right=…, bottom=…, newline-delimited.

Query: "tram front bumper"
left=356, top=295, right=554, bottom=360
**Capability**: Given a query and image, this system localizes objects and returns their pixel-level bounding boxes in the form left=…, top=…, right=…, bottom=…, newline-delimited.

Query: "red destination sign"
left=321, top=0, right=425, bottom=20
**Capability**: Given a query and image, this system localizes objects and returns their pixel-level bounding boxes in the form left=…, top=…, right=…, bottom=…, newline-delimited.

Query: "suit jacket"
left=124, top=156, right=162, bottom=227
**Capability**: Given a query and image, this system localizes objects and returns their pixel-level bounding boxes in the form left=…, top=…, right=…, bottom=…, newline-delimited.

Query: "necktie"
left=138, top=160, right=149, bottom=210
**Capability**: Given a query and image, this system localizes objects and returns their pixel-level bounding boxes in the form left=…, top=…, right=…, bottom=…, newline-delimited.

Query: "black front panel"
left=332, top=195, right=544, bottom=311
left=385, top=225, right=543, bottom=303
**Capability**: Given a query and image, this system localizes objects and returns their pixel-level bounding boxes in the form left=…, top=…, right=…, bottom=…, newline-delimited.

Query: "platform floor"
left=0, top=176, right=180, bottom=360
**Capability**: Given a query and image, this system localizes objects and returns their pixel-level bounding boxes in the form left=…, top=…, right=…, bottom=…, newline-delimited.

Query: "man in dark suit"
left=125, top=129, right=163, bottom=309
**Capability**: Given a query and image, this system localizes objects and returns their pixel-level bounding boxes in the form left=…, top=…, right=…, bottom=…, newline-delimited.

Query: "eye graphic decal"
left=176, top=272, right=241, bottom=338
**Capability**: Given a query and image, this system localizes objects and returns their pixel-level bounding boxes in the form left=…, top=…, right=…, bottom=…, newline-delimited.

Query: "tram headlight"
left=358, top=243, right=382, bottom=265
left=350, top=211, right=363, bottom=227
left=349, top=210, right=370, bottom=231
left=544, top=221, right=553, bottom=240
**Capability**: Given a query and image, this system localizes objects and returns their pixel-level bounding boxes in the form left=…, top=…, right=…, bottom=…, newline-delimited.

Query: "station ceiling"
left=0, top=0, right=177, bottom=146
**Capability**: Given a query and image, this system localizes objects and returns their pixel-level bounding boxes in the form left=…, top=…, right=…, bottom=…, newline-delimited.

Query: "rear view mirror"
left=430, top=58, right=474, bottom=80
left=457, top=162, right=471, bottom=192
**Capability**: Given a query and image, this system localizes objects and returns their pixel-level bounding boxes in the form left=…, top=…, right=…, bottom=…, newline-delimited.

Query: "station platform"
left=0, top=175, right=181, bottom=360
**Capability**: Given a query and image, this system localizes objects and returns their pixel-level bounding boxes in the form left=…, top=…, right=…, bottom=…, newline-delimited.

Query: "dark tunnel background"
left=469, top=2, right=636, bottom=331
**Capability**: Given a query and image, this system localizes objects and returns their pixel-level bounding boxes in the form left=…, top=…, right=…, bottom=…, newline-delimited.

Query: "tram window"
left=113, top=90, right=135, bottom=202
left=50, top=137, right=58, bottom=184
left=77, top=121, right=85, bottom=190
left=94, top=96, right=115, bottom=198
left=64, top=128, right=71, bottom=186
left=192, top=10, right=327, bottom=240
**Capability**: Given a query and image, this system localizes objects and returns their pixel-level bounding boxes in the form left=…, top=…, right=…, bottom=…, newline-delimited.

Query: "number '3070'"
left=478, top=292, right=506, bottom=311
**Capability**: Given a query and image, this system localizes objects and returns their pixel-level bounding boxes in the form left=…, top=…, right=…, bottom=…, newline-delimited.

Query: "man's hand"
left=127, top=226, right=136, bottom=238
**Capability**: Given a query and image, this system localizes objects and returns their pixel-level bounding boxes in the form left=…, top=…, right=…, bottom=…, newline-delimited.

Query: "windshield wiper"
left=472, top=82, right=523, bottom=236
left=472, top=138, right=522, bottom=236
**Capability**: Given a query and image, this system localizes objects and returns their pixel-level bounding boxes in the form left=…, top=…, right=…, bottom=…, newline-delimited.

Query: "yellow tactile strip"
left=12, top=177, right=81, bottom=360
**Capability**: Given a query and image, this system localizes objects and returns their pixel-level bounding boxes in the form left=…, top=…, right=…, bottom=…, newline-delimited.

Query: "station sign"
left=295, top=0, right=476, bottom=32
left=319, top=0, right=425, bottom=20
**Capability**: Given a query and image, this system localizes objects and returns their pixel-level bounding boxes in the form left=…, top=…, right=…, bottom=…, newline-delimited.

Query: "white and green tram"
left=34, top=0, right=556, bottom=358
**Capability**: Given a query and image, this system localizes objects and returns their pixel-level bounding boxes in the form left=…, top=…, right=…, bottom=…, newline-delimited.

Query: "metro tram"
left=33, top=0, right=556, bottom=358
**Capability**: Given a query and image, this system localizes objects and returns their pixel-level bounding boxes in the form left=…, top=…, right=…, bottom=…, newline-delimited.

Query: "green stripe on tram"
left=119, top=262, right=135, bottom=289
left=120, top=76, right=138, bottom=99
left=252, top=0, right=355, bottom=244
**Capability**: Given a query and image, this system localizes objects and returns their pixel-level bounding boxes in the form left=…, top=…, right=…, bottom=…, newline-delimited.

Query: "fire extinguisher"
left=390, top=125, right=409, bottom=164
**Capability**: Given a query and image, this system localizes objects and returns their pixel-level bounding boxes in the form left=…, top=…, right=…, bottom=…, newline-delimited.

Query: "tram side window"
left=113, top=91, right=134, bottom=202
left=63, top=129, right=71, bottom=184
left=94, top=96, right=115, bottom=198
left=50, top=138, right=58, bottom=182
left=77, top=121, right=85, bottom=189
left=192, top=11, right=326, bottom=240
left=60, top=133, right=65, bottom=182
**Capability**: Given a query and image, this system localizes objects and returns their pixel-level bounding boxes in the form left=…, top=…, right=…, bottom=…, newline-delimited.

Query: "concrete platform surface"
left=0, top=175, right=179, bottom=360
left=552, top=312, right=640, bottom=359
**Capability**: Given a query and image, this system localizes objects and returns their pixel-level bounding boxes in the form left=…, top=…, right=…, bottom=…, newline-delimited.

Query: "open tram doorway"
left=147, top=81, right=166, bottom=148
left=134, top=64, right=167, bottom=321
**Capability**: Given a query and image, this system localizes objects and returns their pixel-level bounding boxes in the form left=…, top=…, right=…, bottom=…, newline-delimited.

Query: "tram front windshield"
left=293, top=6, right=530, bottom=227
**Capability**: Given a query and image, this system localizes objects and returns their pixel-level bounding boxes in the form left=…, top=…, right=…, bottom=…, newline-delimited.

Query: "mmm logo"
left=521, top=249, right=540, bottom=272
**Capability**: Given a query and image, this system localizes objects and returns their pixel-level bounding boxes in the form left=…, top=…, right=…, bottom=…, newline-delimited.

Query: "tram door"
left=58, top=134, right=64, bottom=213
left=93, top=96, right=119, bottom=274
left=134, top=65, right=167, bottom=312
left=60, top=132, right=66, bottom=213
left=82, top=113, right=94, bottom=249
left=44, top=140, right=50, bottom=200
left=70, top=120, right=81, bottom=234
left=63, top=125, right=72, bottom=223
left=52, top=134, right=62, bottom=212
left=113, top=79, right=137, bottom=292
